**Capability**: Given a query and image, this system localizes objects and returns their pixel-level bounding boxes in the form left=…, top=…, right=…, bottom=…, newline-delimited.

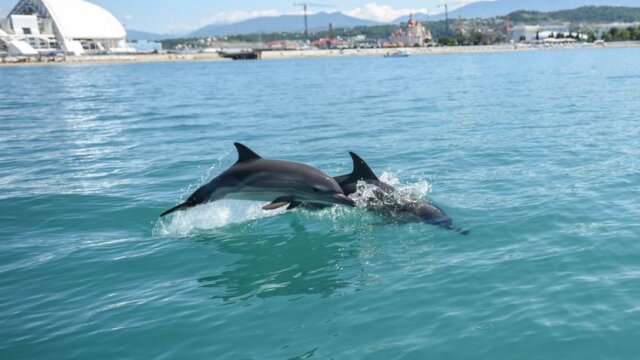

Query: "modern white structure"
left=0, top=0, right=131, bottom=56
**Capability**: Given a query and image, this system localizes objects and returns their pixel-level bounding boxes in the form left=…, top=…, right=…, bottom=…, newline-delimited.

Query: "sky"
left=0, top=0, right=485, bottom=34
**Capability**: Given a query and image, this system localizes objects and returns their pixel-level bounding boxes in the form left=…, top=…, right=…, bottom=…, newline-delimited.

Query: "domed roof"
left=42, top=0, right=126, bottom=39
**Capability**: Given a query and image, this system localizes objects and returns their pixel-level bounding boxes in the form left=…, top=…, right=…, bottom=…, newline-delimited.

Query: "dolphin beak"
left=160, top=201, right=193, bottom=217
left=333, top=193, right=356, bottom=207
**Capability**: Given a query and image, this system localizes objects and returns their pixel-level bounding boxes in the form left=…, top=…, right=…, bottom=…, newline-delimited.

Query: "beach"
left=2, top=41, right=639, bottom=67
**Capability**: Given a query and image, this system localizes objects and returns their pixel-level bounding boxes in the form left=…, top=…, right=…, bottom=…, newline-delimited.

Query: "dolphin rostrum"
left=333, top=152, right=468, bottom=235
left=160, top=143, right=355, bottom=217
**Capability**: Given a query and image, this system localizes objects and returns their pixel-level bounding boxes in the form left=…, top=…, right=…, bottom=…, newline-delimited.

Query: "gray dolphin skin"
left=334, top=152, right=469, bottom=235
left=160, top=143, right=355, bottom=217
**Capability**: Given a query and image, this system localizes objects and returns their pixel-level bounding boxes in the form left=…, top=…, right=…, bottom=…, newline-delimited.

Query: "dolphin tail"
left=445, top=224, right=470, bottom=236
left=160, top=202, right=190, bottom=217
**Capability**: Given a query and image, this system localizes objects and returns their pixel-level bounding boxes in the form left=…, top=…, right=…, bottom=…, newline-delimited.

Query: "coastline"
left=2, top=41, right=639, bottom=67
left=261, top=42, right=640, bottom=59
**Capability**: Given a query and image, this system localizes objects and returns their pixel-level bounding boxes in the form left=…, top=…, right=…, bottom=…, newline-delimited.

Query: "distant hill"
left=509, top=6, right=640, bottom=24
left=190, top=12, right=382, bottom=37
left=127, top=29, right=176, bottom=41
left=393, top=0, right=640, bottom=23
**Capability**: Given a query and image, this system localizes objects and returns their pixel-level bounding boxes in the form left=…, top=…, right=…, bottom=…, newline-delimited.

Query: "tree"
left=438, top=36, right=457, bottom=46
left=470, top=31, right=486, bottom=45
left=602, top=32, right=613, bottom=42
left=456, top=31, right=465, bottom=45
left=619, top=29, right=631, bottom=41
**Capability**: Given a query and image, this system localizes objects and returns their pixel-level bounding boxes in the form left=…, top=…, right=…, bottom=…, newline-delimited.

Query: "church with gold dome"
left=391, top=14, right=432, bottom=47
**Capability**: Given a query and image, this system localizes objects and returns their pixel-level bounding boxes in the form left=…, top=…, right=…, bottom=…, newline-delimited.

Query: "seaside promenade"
left=1, top=41, right=639, bottom=67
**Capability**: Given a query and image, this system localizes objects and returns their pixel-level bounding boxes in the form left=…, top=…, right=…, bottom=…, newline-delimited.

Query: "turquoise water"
left=1, top=48, right=639, bottom=359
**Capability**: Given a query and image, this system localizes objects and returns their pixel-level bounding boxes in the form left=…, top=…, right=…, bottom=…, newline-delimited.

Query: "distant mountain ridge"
left=127, top=29, right=177, bottom=41
left=190, top=12, right=382, bottom=37
left=393, top=0, right=640, bottom=23
left=510, top=6, right=640, bottom=24
left=128, top=1, right=640, bottom=40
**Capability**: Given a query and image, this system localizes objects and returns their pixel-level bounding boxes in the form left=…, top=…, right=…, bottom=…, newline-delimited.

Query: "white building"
left=509, top=24, right=573, bottom=41
left=0, top=0, right=131, bottom=56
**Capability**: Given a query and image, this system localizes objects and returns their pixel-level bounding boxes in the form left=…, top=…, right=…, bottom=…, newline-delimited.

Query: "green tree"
left=470, top=31, right=487, bottom=45
left=456, top=31, right=465, bottom=45
left=602, top=32, right=613, bottom=42
left=438, top=36, right=457, bottom=46
left=618, top=29, right=631, bottom=41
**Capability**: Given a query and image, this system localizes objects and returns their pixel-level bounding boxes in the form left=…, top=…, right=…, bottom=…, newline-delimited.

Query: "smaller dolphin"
left=334, top=152, right=468, bottom=235
left=160, top=143, right=355, bottom=217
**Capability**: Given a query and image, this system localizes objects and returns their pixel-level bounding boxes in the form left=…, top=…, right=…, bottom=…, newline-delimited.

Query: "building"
left=391, top=14, right=432, bottom=47
left=508, top=24, right=572, bottom=42
left=0, top=0, right=131, bottom=56
left=265, top=40, right=302, bottom=51
left=310, top=38, right=346, bottom=49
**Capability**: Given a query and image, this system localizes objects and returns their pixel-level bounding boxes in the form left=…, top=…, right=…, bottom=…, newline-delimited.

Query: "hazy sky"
left=0, top=0, right=483, bottom=33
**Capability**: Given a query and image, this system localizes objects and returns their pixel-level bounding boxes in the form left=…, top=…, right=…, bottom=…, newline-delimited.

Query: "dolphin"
left=332, top=152, right=468, bottom=235
left=160, top=143, right=355, bottom=217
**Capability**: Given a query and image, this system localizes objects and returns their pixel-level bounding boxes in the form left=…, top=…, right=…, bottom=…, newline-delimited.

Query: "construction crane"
left=437, top=2, right=450, bottom=38
left=293, top=3, right=331, bottom=41
left=437, top=1, right=464, bottom=38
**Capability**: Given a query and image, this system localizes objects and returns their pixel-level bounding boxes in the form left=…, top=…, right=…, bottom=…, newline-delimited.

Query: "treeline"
left=510, top=6, right=640, bottom=24
left=159, top=25, right=398, bottom=47
left=601, top=26, right=640, bottom=42
left=438, top=31, right=504, bottom=46
left=307, top=25, right=397, bottom=41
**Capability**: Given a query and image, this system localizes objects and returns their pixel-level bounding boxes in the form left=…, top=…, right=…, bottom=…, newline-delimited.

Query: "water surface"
left=1, top=48, right=639, bottom=359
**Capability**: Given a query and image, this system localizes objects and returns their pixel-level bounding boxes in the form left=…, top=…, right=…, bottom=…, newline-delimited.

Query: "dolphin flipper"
left=263, top=196, right=295, bottom=210
left=263, top=201, right=290, bottom=210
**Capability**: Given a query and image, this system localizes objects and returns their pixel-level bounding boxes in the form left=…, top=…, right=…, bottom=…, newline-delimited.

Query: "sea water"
left=1, top=48, right=639, bottom=359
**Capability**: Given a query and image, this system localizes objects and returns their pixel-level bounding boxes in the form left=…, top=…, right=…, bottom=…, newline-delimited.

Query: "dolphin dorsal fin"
left=349, top=152, right=379, bottom=181
left=234, top=143, right=262, bottom=163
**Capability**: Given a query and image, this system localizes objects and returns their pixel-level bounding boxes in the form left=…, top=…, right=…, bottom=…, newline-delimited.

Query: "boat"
left=384, top=50, right=410, bottom=58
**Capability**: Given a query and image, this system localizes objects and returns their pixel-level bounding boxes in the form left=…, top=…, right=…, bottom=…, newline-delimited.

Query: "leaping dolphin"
left=160, top=143, right=355, bottom=217
left=333, top=152, right=468, bottom=235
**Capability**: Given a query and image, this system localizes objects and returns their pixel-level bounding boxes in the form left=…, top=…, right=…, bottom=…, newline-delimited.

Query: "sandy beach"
left=2, top=41, right=639, bottom=67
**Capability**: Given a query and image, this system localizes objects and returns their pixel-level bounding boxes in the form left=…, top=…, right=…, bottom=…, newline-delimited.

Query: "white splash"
left=352, top=171, right=432, bottom=207
left=153, top=200, right=285, bottom=237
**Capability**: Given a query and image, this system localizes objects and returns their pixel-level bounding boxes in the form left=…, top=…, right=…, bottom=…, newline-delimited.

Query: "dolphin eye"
left=312, top=186, right=320, bottom=192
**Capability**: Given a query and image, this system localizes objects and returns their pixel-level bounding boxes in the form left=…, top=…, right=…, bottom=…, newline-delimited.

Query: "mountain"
left=393, top=0, right=640, bottom=23
left=127, top=29, right=176, bottom=41
left=190, top=12, right=382, bottom=37
left=509, top=6, right=640, bottom=24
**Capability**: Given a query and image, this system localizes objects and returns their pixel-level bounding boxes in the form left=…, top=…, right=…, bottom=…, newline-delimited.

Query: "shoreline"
left=2, top=41, right=639, bottom=67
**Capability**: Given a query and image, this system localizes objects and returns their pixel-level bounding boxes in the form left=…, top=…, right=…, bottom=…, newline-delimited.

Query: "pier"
left=218, top=49, right=262, bottom=60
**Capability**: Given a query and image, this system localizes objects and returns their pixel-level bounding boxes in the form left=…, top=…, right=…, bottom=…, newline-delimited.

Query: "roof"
left=12, top=0, right=126, bottom=39
left=311, top=38, right=345, bottom=46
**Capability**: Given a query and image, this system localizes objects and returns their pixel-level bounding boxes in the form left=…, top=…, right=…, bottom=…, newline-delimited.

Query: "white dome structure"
left=41, top=0, right=126, bottom=39
left=1, top=0, right=130, bottom=55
